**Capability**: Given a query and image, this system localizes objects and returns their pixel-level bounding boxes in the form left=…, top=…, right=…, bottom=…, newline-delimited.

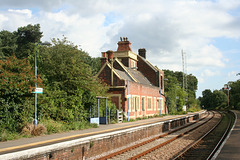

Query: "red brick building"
left=97, top=37, right=167, bottom=119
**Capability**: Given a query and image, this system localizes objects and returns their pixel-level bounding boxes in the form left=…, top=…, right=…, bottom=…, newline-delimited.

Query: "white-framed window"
left=160, top=74, right=163, bottom=90
left=141, top=96, right=146, bottom=111
left=132, top=95, right=140, bottom=111
left=157, top=98, right=161, bottom=110
left=130, top=59, right=137, bottom=68
left=153, top=97, right=156, bottom=110
left=147, top=97, right=152, bottom=110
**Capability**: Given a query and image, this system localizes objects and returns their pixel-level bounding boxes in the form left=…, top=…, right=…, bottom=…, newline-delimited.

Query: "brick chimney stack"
left=106, top=50, right=114, bottom=61
left=138, top=48, right=146, bottom=59
left=117, top=37, right=132, bottom=51
left=101, top=52, right=107, bottom=67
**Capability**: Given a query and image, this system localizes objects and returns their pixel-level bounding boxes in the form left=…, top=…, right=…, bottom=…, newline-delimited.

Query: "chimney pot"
left=117, top=37, right=132, bottom=51
left=106, top=50, right=114, bottom=61
left=102, top=52, right=107, bottom=58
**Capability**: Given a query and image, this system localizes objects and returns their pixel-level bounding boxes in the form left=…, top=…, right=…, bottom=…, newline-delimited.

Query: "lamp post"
left=224, top=84, right=230, bottom=108
left=175, top=84, right=181, bottom=112
left=34, top=42, right=51, bottom=127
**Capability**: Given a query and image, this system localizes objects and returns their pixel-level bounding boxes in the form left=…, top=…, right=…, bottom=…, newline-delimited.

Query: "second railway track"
left=173, top=110, right=235, bottom=160
left=94, top=111, right=219, bottom=160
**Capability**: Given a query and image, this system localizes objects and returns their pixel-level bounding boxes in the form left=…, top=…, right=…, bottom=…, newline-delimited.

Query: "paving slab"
left=0, top=111, right=203, bottom=155
left=217, top=110, right=240, bottom=160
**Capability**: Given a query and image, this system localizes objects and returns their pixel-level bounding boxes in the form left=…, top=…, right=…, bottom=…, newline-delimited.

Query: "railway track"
left=94, top=111, right=216, bottom=160
left=173, top=111, right=235, bottom=160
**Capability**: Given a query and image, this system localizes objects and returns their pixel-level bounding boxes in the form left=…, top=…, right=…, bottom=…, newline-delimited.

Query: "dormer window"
left=130, top=59, right=138, bottom=68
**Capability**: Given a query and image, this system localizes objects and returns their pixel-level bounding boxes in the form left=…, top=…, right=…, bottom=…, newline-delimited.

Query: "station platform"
left=0, top=111, right=205, bottom=159
left=216, top=110, right=240, bottom=160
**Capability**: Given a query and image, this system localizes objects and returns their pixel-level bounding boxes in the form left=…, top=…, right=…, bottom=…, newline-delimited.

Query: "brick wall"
left=127, top=81, right=165, bottom=118
left=137, top=56, right=158, bottom=86
left=99, top=65, right=125, bottom=86
left=15, top=112, right=206, bottom=160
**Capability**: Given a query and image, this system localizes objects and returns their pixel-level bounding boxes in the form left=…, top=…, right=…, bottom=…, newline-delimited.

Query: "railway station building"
left=97, top=37, right=167, bottom=119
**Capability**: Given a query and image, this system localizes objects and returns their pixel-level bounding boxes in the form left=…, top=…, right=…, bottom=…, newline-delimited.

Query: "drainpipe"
left=160, top=88, right=162, bottom=116
left=111, top=60, right=113, bottom=86
left=127, top=80, right=129, bottom=121
left=107, top=50, right=114, bottom=86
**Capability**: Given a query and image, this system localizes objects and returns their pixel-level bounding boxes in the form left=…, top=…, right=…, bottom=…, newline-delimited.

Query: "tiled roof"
left=115, top=67, right=152, bottom=86
left=127, top=68, right=152, bottom=86
left=115, top=69, right=133, bottom=81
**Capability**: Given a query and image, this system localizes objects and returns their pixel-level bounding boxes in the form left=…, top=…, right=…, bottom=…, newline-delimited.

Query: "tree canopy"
left=199, top=89, right=228, bottom=110
left=228, top=80, right=240, bottom=109
left=163, top=69, right=199, bottom=113
left=0, top=24, right=109, bottom=136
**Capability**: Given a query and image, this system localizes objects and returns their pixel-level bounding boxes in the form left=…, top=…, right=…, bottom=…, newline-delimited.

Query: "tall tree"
left=37, top=37, right=108, bottom=122
left=163, top=69, right=198, bottom=113
left=212, top=90, right=228, bottom=109
left=0, top=56, right=41, bottom=131
left=15, top=24, right=43, bottom=59
left=0, top=30, right=17, bottom=59
left=200, top=89, right=213, bottom=109
left=229, top=80, right=240, bottom=109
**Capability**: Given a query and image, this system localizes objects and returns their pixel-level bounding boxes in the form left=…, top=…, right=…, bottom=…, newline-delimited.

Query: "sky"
left=0, top=0, right=240, bottom=97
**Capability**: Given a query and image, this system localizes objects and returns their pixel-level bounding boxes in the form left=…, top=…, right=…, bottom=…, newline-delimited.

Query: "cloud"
left=201, top=69, right=220, bottom=77
left=0, top=9, right=33, bottom=31
left=39, top=9, right=125, bottom=57
left=0, top=0, right=240, bottom=86
left=197, top=69, right=221, bottom=84
left=8, top=9, right=32, bottom=18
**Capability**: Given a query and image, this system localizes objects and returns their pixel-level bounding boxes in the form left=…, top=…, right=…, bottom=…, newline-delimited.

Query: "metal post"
left=127, top=80, right=129, bottom=121
left=94, top=103, right=95, bottom=117
left=34, top=44, right=38, bottom=127
left=224, top=84, right=230, bottom=108
left=109, top=107, right=110, bottom=124
left=34, top=42, right=50, bottom=127
left=175, top=86, right=177, bottom=111
left=228, top=89, right=229, bottom=108
left=105, top=98, right=107, bottom=124
left=90, top=107, right=91, bottom=118
left=160, top=88, right=161, bottom=116
left=97, top=98, right=100, bottom=118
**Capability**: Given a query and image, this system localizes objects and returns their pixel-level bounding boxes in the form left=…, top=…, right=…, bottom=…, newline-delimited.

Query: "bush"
left=22, top=124, right=47, bottom=136
left=41, top=119, right=67, bottom=134
left=0, top=129, right=21, bottom=141
left=0, top=56, right=40, bottom=132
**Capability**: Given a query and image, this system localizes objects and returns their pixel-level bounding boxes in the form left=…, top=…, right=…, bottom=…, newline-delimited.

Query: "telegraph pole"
left=182, top=50, right=185, bottom=90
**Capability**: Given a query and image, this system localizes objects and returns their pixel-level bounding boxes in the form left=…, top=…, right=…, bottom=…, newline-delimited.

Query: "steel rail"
left=172, top=111, right=226, bottom=160
left=129, top=111, right=215, bottom=160
left=207, top=111, right=233, bottom=160
left=96, top=112, right=210, bottom=160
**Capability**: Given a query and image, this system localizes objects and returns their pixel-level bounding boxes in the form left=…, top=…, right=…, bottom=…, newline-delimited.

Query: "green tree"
left=0, top=56, right=41, bottom=131
left=0, top=30, right=17, bottom=59
left=163, top=69, right=198, bottom=113
left=186, top=74, right=198, bottom=98
left=163, top=70, right=178, bottom=113
left=200, top=89, right=213, bottom=109
left=15, top=24, right=43, bottom=59
left=199, top=89, right=227, bottom=110
left=229, top=80, right=240, bottom=109
left=37, top=37, right=108, bottom=123
left=212, top=90, right=228, bottom=109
